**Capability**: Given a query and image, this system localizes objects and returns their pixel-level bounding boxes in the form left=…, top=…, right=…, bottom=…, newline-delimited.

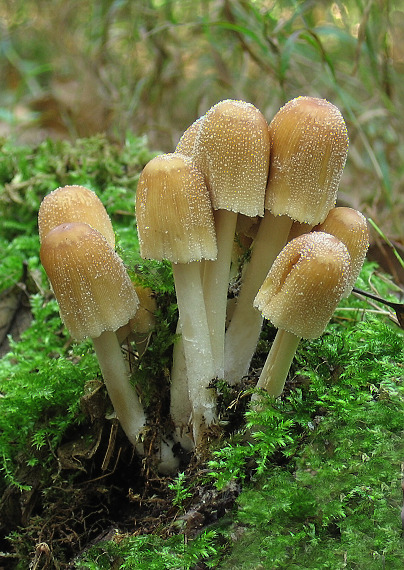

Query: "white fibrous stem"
left=92, top=330, right=146, bottom=446
left=202, top=209, right=238, bottom=379
left=172, top=261, right=216, bottom=445
left=170, top=320, right=194, bottom=452
left=224, top=212, right=293, bottom=384
left=252, top=328, right=301, bottom=399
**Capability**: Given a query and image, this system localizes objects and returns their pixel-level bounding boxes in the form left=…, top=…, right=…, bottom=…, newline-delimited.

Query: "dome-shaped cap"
left=136, top=153, right=217, bottom=264
left=194, top=99, right=270, bottom=217
left=40, top=222, right=138, bottom=340
left=265, top=96, right=349, bottom=225
left=313, top=207, right=369, bottom=295
left=38, top=185, right=115, bottom=246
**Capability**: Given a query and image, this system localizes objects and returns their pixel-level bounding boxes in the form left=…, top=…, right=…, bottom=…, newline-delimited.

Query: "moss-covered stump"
left=0, top=136, right=403, bottom=569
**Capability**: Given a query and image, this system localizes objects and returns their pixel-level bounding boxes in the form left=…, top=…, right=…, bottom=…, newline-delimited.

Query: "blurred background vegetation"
left=0, top=0, right=403, bottom=244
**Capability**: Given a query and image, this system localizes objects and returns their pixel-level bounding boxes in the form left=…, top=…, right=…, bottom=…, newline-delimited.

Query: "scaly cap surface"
left=194, top=99, right=270, bottom=217
left=175, top=116, right=204, bottom=157
left=265, top=96, right=349, bottom=225
left=136, top=153, right=217, bottom=264
left=40, top=222, right=138, bottom=340
left=38, top=185, right=115, bottom=246
left=313, top=207, right=369, bottom=294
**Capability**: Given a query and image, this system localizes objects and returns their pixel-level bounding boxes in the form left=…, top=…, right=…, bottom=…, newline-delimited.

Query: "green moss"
left=0, top=134, right=158, bottom=491
left=209, top=275, right=404, bottom=569
left=76, top=530, right=221, bottom=570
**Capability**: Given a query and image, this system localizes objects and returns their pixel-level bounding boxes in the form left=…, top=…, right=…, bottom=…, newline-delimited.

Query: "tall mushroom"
left=224, top=96, right=349, bottom=383
left=135, top=152, right=217, bottom=445
left=38, top=185, right=115, bottom=246
left=40, top=221, right=145, bottom=446
left=193, top=99, right=270, bottom=379
left=252, top=232, right=351, bottom=399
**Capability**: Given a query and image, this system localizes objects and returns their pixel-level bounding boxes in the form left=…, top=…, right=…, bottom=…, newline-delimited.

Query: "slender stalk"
left=172, top=261, right=216, bottom=445
left=92, top=330, right=146, bottom=446
left=170, top=320, right=194, bottom=451
left=224, top=212, right=293, bottom=383
left=203, top=209, right=238, bottom=379
left=253, top=328, right=300, bottom=399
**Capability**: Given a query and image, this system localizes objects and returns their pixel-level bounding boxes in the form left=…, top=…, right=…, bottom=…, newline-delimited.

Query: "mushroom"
left=252, top=232, right=351, bottom=399
left=40, top=221, right=145, bottom=446
left=224, top=96, right=349, bottom=384
left=193, top=99, right=270, bottom=379
left=135, top=152, right=217, bottom=445
left=38, top=185, right=115, bottom=246
left=312, top=206, right=369, bottom=296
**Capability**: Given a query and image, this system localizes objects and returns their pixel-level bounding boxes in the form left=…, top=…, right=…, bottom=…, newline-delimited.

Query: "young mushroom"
left=38, top=185, right=115, bottom=246
left=40, top=221, right=145, bottom=446
left=135, top=152, right=217, bottom=446
left=225, top=96, right=349, bottom=384
left=252, top=232, right=351, bottom=399
left=193, top=99, right=270, bottom=379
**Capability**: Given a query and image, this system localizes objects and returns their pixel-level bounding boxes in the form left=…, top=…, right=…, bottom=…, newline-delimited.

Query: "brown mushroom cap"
left=40, top=222, right=139, bottom=340
left=313, top=207, right=369, bottom=294
left=193, top=99, right=270, bottom=217
left=265, top=96, right=349, bottom=225
left=135, top=153, right=217, bottom=263
left=254, top=232, right=350, bottom=339
left=38, top=185, right=115, bottom=246
left=175, top=116, right=204, bottom=156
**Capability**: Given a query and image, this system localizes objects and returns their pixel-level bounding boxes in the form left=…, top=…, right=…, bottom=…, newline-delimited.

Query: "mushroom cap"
left=265, top=96, right=349, bottom=225
left=175, top=116, right=204, bottom=157
left=313, top=207, right=369, bottom=294
left=193, top=99, right=270, bottom=217
left=254, top=232, right=350, bottom=339
left=135, top=153, right=217, bottom=264
left=40, top=222, right=139, bottom=341
left=38, top=185, right=115, bottom=246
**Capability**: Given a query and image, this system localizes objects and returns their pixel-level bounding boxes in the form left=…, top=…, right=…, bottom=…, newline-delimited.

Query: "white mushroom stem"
left=203, top=209, right=238, bottom=379
left=251, top=329, right=300, bottom=400
left=224, top=212, right=293, bottom=384
left=92, top=330, right=146, bottom=446
left=171, top=261, right=216, bottom=445
left=170, top=320, right=194, bottom=452
left=170, top=320, right=192, bottom=427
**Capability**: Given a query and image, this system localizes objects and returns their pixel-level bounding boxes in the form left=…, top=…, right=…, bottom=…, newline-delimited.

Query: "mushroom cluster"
left=39, top=96, right=369, bottom=463
left=136, top=96, right=368, bottom=448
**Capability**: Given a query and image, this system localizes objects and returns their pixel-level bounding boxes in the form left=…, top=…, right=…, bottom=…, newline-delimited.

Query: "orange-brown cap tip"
left=194, top=99, right=270, bottom=216
left=313, top=207, right=369, bottom=294
left=40, top=222, right=138, bottom=340
left=265, top=96, right=349, bottom=225
left=135, top=153, right=217, bottom=263
left=38, top=185, right=115, bottom=247
left=254, top=231, right=350, bottom=339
